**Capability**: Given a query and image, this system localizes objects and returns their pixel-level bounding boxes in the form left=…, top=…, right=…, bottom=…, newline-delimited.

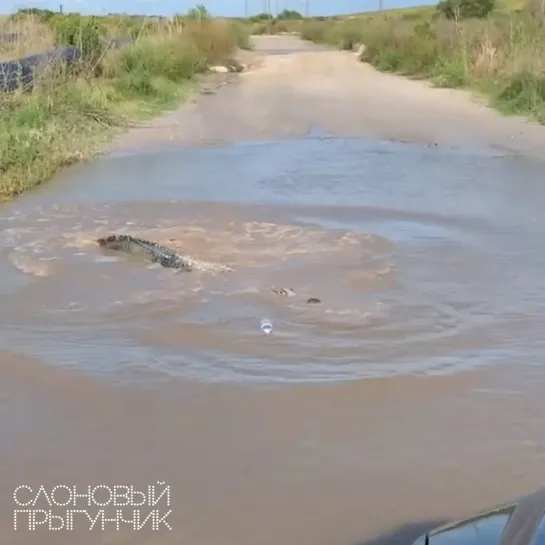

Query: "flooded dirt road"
left=2, top=35, right=545, bottom=545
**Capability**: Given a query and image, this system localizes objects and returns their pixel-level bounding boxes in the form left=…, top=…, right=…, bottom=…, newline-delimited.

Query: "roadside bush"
left=229, top=20, right=252, bottom=49
left=436, top=0, right=496, bottom=20
left=101, top=15, right=144, bottom=40
left=186, top=4, right=211, bottom=21
left=249, top=13, right=274, bottom=22
left=277, top=10, right=303, bottom=20
left=111, top=31, right=207, bottom=97
left=50, top=14, right=106, bottom=63
left=300, top=20, right=332, bottom=43
left=1, top=12, right=244, bottom=200
left=298, top=0, right=545, bottom=125
left=182, top=19, right=239, bottom=64
left=300, top=19, right=365, bottom=48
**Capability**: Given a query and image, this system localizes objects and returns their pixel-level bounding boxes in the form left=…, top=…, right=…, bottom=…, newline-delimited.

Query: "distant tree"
left=277, top=9, right=303, bottom=19
left=249, top=12, right=274, bottom=21
left=10, top=7, right=56, bottom=21
left=186, top=4, right=210, bottom=20
left=436, top=0, right=495, bottom=19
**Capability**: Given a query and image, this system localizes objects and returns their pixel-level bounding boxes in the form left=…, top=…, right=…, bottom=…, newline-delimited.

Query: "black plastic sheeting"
left=0, top=47, right=81, bottom=92
left=0, top=35, right=135, bottom=92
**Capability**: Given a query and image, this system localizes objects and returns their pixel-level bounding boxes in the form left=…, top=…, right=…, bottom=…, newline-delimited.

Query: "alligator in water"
left=96, top=235, right=193, bottom=271
left=97, top=235, right=320, bottom=302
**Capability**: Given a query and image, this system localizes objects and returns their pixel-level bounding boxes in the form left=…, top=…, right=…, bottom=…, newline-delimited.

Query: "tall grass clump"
left=50, top=13, right=107, bottom=64
left=299, top=0, right=545, bottom=123
left=1, top=9, right=249, bottom=200
left=0, top=15, right=54, bottom=60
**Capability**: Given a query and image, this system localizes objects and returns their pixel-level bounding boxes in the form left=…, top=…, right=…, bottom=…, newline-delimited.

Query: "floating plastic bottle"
left=260, top=318, right=273, bottom=335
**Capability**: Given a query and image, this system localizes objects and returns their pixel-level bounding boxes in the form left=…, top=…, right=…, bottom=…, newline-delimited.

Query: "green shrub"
left=229, top=20, right=252, bottom=49
left=437, top=0, right=496, bottom=20
left=51, top=14, right=106, bottom=63
left=277, top=10, right=303, bottom=20
left=1, top=13, right=243, bottom=200
left=249, top=12, right=274, bottom=22
left=300, top=20, right=330, bottom=43
left=298, top=0, right=545, bottom=128
left=186, top=4, right=210, bottom=21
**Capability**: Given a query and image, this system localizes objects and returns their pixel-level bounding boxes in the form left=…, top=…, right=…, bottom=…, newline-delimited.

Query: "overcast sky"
left=2, top=0, right=436, bottom=16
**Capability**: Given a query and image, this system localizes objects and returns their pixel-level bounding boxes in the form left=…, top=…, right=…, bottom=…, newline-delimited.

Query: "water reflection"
left=414, top=507, right=514, bottom=545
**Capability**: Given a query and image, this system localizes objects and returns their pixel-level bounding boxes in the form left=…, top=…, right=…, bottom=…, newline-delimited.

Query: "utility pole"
left=244, top=0, right=248, bottom=16
left=305, top=0, right=309, bottom=17
left=379, top=0, right=383, bottom=11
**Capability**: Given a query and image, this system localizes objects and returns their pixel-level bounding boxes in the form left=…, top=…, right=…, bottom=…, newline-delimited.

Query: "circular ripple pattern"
left=2, top=137, right=545, bottom=384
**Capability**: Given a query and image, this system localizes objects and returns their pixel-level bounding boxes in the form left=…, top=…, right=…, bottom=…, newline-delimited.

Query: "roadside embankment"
left=0, top=10, right=250, bottom=201
left=297, top=0, right=545, bottom=127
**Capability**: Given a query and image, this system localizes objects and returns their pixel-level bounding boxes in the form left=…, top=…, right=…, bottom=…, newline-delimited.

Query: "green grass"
left=0, top=11, right=250, bottom=201
left=336, top=0, right=523, bottom=18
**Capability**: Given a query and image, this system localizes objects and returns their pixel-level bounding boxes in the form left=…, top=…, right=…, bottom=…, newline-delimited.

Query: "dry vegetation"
left=0, top=16, right=55, bottom=60
left=0, top=8, right=250, bottom=200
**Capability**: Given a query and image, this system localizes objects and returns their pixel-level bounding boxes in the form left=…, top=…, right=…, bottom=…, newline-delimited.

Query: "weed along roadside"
left=0, top=7, right=250, bottom=201
left=287, top=0, right=545, bottom=127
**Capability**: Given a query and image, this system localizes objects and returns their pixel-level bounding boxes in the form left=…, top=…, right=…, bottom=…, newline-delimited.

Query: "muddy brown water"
left=2, top=36, right=545, bottom=545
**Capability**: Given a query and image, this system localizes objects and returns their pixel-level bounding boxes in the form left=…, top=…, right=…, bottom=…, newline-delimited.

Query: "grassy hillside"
left=293, top=0, right=545, bottom=124
left=337, top=0, right=523, bottom=18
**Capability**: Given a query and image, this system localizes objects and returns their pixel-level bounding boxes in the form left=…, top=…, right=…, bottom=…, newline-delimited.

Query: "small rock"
left=273, top=287, right=296, bottom=297
left=226, top=60, right=245, bottom=73
left=353, top=44, right=366, bottom=58
left=208, top=60, right=245, bottom=74
left=209, top=65, right=229, bottom=73
left=307, top=297, right=321, bottom=304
